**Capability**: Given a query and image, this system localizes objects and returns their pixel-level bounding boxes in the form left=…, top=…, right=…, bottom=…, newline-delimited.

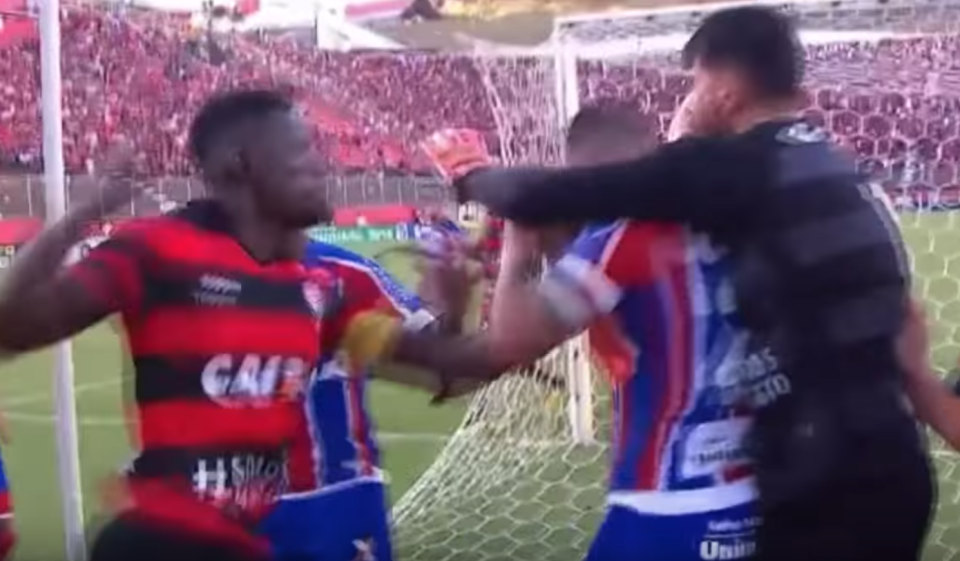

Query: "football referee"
left=441, top=7, right=935, bottom=561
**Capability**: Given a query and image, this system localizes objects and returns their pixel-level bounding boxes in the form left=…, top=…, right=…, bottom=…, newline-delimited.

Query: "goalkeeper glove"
left=422, top=128, right=493, bottom=184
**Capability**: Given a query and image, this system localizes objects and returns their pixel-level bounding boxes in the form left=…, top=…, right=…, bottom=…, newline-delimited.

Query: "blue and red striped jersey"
left=543, top=221, right=769, bottom=500
left=288, top=241, right=433, bottom=492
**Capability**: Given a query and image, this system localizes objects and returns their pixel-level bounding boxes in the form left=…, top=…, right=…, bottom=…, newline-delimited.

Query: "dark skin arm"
left=386, top=230, right=578, bottom=397
left=386, top=253, right=488, bottom=399
left=0, top=215, right=108, bottom=352
left=0, top=146, right=137, bottom=354
left=336, top=248, right=503, bottom=399
left=369, top=313, right=474, bottom=398
left=329, top=245, right=478, bottom=398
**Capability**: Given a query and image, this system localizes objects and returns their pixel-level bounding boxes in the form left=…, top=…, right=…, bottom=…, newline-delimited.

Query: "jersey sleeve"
left=462, top=135, right=759, bottom=232
left=355, top=255, right=435, bottom=330
left=310, top=250, right=434, bottom=369
left=330, top=256, right=434, bottom=340
left=60, top=223, right=148, bottom=318
left=538, top=221, right=656, bottom=330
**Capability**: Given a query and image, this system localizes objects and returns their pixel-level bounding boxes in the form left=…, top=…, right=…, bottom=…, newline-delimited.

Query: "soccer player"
left=456, top=104, right=760, bottom=560
left=0, top=89, right=333, bottom=561
left=259, top=237, right=469, bottom=561
left=496, top=105, right=659, bottom=412
left=422, top=7, right=933, bottom=561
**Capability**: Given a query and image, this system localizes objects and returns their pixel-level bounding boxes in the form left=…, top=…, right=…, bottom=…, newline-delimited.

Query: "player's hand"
left=667, top=91, right=703, bottom=141
left=668, top=89, right=726, bottom=140
left=70, top=138, right=140, bottom=223
left=897, top=298, right=932, bottom=379
left=422, top=129, right=494, bottom=182
left=416, top=242, right=481, bottom=322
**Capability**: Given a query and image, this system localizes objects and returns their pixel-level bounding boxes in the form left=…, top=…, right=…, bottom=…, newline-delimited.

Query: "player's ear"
left=219, top=143, right=250, bottom=185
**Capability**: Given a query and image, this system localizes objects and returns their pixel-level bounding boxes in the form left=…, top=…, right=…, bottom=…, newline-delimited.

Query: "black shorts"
left=756, top=457, right=935, bottom=561
left=89, top=514, right=270, bottom=561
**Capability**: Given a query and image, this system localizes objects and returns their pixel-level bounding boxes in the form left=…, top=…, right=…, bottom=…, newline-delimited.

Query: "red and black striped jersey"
left=65, top=200, right=327, bottom=550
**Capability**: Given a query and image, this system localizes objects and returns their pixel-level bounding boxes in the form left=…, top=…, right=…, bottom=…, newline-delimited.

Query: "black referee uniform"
left=457, top=118, right=935, bottom=561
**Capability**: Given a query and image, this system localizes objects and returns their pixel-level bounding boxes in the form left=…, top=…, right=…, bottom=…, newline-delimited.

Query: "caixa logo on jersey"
left=201, top=354, right=309, bottom=407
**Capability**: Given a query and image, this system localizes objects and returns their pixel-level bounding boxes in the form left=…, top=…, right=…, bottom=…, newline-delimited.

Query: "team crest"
left=278, top=365, right=307, bottom=400
left=302, top=280, right=326, bottom=318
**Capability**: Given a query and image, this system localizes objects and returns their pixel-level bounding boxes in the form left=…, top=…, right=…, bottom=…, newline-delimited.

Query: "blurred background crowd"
left=1, top=3, right=959, bottom=218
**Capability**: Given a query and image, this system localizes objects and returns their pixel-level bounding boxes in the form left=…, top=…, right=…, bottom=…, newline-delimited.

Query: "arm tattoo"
left=508, top=257, right=543, bottom=283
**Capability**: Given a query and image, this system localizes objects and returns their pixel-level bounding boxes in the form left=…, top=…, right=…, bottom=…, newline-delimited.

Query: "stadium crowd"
left=1, top=5, right=960, bottom=213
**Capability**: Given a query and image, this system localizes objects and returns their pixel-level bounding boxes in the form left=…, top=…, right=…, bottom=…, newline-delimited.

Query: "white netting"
left=392, top=55, right=609, bottom=561
left=392, top=341, right=609, bottom=561
left=393, top=2, right=960, bottom=561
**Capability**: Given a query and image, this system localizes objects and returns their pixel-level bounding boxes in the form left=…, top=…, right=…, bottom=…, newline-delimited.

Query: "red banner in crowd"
left=0, top=217, right=41, bottom=245
left=333, top=204, right=416, bottom=226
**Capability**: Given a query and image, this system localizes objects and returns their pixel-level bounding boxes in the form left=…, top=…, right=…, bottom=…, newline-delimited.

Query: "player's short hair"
left=681, top=6, right=803, bottom=98
left=188, top=89, right=293, bottom=165
left=566, top=104, right=658, bottom=151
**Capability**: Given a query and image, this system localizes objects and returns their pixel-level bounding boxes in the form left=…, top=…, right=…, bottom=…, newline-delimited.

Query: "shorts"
left=259, top=479, right=393, bottom=561
left=89, top=514, right=270, bottom=561
left=584, top=502, right=757, bottom=561
left=756, top=461, right=933, bottom=561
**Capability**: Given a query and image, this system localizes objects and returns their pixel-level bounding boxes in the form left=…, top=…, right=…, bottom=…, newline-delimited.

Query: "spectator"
left=0, top=5, right=956, bottom=217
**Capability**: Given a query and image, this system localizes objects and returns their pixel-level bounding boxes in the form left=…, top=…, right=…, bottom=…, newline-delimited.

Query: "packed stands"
left=1, top=5, right=960, bottom=217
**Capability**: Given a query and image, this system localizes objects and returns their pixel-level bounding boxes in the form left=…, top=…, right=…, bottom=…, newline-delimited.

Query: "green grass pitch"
left=0, top=216, right=958, bottom=561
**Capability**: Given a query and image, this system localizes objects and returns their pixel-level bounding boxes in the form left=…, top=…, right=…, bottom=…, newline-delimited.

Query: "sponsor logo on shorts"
left=681, top=418, right=751, bottom=478
left=700, top=515, right=759, bottom=560
left=699, top=539, right=756, bottom=560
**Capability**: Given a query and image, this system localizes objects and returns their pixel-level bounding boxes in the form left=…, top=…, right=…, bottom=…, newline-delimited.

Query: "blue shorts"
left=584, top=502, right=757, bottom=561
left=258, top=480, right=393, bottom=561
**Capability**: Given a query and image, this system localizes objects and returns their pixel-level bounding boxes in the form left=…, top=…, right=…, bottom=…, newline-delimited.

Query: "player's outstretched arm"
left=334, top=248, right=515, bottom=397
left=388, top=223, right=623, bottom=397
left=422, top=127, right=754, bottom=231
left=455, top=136, right=754, bottom=232
left=0, top=143, right=138, bottom=354
left=898, top=299, right=960, bottom=449
left=308, top=240, right=481, bottom=397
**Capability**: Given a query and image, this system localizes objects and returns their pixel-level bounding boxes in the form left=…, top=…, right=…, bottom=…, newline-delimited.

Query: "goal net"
left=392, top=50, right=608, bottom=561
left=393, top=1, right=960, bottom=560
